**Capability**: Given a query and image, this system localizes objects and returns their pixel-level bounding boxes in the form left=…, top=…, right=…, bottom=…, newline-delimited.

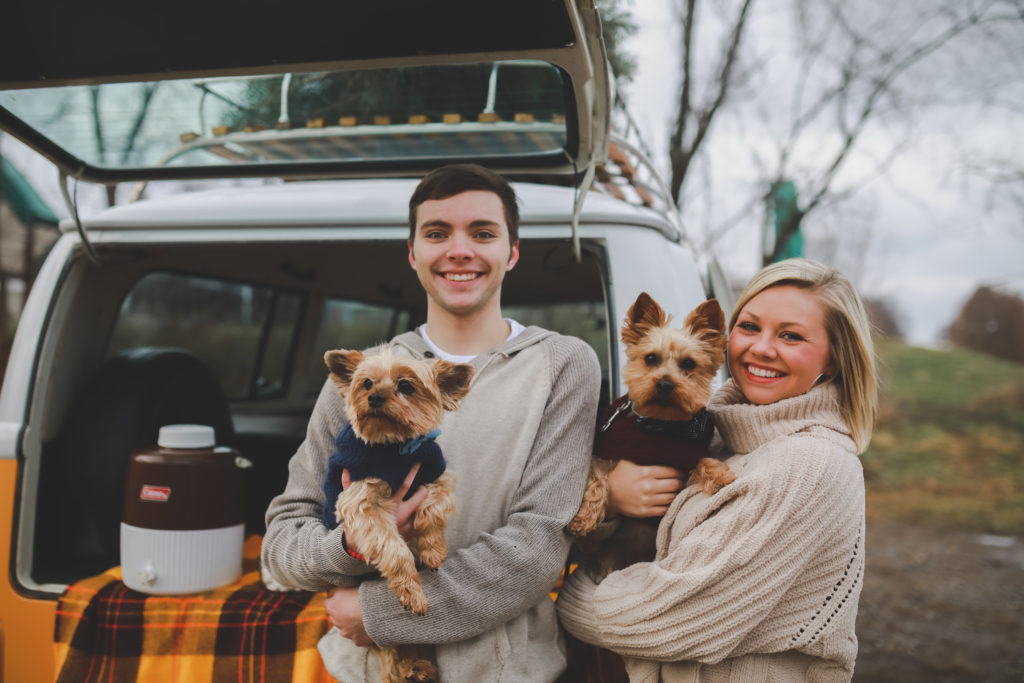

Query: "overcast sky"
left=621, top=0, right=1024, bottom=346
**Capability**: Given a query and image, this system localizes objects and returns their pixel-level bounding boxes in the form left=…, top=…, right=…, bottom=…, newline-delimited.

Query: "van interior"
left=27, top=235, right=611, bottom=587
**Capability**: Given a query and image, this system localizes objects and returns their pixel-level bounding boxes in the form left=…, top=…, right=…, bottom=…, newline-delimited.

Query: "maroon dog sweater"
left=595, top=395, right=715, bottom=524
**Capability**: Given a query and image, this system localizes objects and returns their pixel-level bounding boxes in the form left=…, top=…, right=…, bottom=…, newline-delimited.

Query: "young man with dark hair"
left=263, top=164, right=601, bottom=682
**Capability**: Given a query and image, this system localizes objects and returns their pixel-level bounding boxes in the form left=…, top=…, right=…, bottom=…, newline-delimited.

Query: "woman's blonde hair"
left=729, top=258, right=878, bottom=452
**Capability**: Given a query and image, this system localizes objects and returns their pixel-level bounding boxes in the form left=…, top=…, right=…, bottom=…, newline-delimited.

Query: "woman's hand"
left=340, top=462, right=429, bottom=557
left=605, top=460, right=686, bottom=519
left=324, top=586, right=373, bottom=646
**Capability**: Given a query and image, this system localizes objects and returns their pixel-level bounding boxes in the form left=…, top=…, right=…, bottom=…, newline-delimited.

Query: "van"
left=0, top=1, right=730, bottom=679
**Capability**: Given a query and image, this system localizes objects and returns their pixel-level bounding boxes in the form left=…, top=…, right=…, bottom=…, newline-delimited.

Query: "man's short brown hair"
left=409, top=164, right=520, bottom=245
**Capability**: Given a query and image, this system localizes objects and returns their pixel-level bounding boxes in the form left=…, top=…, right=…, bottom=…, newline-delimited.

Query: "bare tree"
left=88, top=83, right=161, bottom=205
left=949, top=285, right=1024, bottom=363
left=863, top=297, right=903, bottom=341
left=668, top=0, right=756, bottom=205
left=664, top=0, right=1024, bottom=268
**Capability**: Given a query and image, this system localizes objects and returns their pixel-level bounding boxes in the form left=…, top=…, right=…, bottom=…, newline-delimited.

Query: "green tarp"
left=1, top=156, right=58, bottom=226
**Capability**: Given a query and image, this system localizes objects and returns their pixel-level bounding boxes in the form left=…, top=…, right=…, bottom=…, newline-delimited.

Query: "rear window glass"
left=108, top=271, right=303, bottom=399
left=504, top=301, right=610, bottom=379
left=0, top=60, right=568, bottom=171
left=304, top=298, right=413, bottom=396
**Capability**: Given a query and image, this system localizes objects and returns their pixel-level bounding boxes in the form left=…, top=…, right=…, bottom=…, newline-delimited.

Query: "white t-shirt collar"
left=418, top=319, right=525, bottom=363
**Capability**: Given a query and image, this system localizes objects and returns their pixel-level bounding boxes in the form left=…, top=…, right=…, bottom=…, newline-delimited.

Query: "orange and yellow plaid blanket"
left=54, top=536, right=334, bottom=683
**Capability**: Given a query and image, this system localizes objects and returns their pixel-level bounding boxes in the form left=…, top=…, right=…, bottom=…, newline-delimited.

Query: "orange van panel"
left=0, top=459, right=57, bottom=682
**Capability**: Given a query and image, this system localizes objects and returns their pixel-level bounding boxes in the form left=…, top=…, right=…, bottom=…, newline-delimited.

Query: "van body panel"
left=65, top=179, right=677, bottom=238
left=0, top=459, right=58, bottom=683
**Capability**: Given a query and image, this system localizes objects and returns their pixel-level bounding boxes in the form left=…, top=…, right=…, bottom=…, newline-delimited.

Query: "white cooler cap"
left=158, top=424, right=216, bottom=449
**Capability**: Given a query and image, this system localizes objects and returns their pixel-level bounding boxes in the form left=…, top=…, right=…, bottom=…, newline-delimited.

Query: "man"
left=262, top=164, right=601, bottom=682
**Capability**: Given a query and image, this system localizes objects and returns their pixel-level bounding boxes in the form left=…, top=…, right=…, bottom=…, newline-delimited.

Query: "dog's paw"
left=418, top=551, right=444, bottom=570
left=566, top=511, right=598, bottom=537
left=398, top=659, right=437, bottom=682
left=396, top=585, right=429, bottom=615
left=691, top=458, right=736, bottom=496
left=417, top=545, right=446, bottom=570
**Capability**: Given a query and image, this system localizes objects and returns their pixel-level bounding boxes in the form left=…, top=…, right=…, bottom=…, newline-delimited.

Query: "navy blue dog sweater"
left=321, top=423, right=446, bottom=529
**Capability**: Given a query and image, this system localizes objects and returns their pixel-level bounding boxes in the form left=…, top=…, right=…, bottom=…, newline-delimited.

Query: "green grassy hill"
left=862, top=340, right=1024, bottom=533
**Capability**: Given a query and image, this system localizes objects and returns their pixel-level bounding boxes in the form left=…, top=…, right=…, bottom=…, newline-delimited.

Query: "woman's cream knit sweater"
left=557, top=380, right=865, bottom=682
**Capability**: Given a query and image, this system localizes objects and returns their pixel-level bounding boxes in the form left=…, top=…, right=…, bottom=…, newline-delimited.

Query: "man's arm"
left=358, top=337, right=601, bottom=646
left=261, top=379, right=378, bottom=590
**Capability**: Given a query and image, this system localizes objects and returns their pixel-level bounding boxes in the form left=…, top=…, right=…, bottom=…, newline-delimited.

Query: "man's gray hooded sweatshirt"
left=262, top=326, right=601, bottom=682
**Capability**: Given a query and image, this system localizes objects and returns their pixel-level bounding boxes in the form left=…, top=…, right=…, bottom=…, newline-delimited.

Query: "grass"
left=861, top=340, right=1024, bottom=534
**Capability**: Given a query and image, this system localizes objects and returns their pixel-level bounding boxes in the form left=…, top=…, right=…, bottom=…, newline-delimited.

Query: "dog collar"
left=399, top=427, right=441, bottom=455
left=602, top=398, right=710, bottom=440
left=633, top=406, right=710, bottom=439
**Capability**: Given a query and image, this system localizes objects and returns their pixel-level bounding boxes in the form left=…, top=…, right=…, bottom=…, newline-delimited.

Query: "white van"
left=0, top=1, right=729, bottom=678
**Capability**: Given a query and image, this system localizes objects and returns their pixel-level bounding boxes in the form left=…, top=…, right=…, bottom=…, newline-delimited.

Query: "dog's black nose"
left=656, top=379, right=674, bottom=394
left=368, top=393, right=385, bottom=408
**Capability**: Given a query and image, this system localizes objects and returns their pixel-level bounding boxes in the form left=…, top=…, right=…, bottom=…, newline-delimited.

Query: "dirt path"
left=854, top=519, right=1024, bottom=682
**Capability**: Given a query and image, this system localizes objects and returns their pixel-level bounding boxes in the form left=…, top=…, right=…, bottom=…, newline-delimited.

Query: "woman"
left=558, top=258, right=877, bottom=682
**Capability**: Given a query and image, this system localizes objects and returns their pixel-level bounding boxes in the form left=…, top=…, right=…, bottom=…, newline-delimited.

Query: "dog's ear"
left=434, top=361, right=474, bottom=411
left=324, top=349, right=363, bottom=390
left=621, top=292, right=667, bottom=347
left=685, top=299, right=726, bottom=347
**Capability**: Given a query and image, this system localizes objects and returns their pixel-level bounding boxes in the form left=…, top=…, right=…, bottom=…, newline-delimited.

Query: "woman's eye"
left=679, top=358, right=696, bottom=371
left=362, top=378, right=374, bottom=390
left=644, top=353, right=659, bottom=366
left=397, top=379, right=415, bottom=395
left=782, top=331, right=805, bottom=342
left=737, top=321, right=758, bottom=332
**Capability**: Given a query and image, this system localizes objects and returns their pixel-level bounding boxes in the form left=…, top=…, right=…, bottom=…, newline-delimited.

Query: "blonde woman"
left=558, top=259, right=877, bottom=682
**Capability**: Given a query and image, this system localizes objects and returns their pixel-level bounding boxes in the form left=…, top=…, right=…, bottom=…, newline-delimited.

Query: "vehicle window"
left=503, top=301, right=610, bottom=379
left=305, top=298, right=413, bottom=395
left=0, top=60, right=568, bottom=171
left=108, top=271, right=303, bottom=399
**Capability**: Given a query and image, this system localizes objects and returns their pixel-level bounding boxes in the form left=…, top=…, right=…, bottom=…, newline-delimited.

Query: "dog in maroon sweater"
left=568, top=292, right=734, bottom=575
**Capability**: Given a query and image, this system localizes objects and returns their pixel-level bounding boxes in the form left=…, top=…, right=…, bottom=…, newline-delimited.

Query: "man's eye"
left=644, top=353, right=659, bottom=366
left=424, top=230, right=445, bottom=239
left=362, top=378, right=374, bottom=390
left=679, top=358, right=696, bottom=371
left=475, top=230, right=497, bottom=240
left=397, top=379, right=415, bottom=395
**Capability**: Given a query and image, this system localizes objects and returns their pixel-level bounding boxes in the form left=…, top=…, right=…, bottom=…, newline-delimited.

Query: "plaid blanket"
left=54, top=536, right=334, bottom=683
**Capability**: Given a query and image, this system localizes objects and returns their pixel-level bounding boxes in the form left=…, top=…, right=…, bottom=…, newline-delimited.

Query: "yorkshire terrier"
left=568, top=293, right=735, bottom=575
left=264, top=346, right=473, bottom=683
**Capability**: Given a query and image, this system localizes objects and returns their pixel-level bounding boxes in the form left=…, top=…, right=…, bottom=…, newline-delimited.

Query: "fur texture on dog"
left=568, top=293, right=735, bottom=575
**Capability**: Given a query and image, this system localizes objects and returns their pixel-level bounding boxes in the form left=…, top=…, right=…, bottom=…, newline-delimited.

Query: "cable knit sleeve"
left=557, top=430, right=864, bottom=665
left=261, top=379, right=378, bottom=590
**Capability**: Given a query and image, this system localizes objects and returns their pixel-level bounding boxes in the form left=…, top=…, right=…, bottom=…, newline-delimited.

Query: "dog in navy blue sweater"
left=324, top=346, right=472, bottom=683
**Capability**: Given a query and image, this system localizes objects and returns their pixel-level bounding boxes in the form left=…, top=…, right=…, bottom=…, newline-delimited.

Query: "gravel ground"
left=854, top=519, right=1024, bottom=682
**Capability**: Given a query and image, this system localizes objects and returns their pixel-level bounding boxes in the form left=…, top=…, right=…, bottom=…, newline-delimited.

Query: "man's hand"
left=606, top=460, right=685, bottom=519
left=324, top=586, right=374, bottom=646
left=340, top=462, right=429, bottom=558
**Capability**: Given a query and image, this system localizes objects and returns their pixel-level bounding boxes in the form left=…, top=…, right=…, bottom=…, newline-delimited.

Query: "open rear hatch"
left=0, top=0, right=609, bottom=184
